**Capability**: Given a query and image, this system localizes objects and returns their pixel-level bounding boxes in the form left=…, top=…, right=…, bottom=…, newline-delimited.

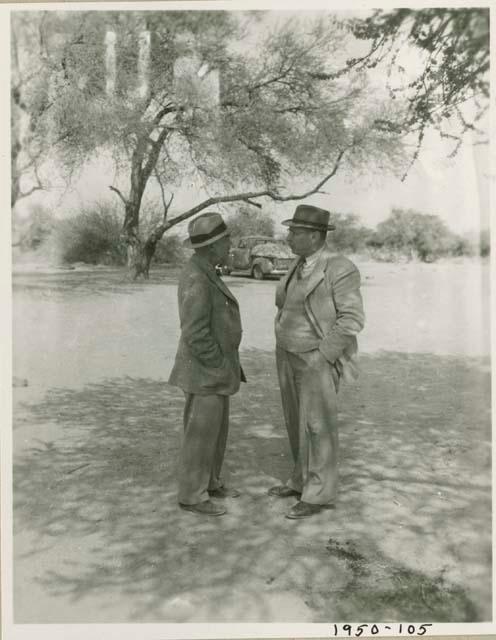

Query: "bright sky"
left=279, top=130, right=490, bottom=235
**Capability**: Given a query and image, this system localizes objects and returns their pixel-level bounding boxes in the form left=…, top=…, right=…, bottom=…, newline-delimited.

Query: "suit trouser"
left=178, top=393, right=229, bottom=505
left=276, top=346, right=340, bottom=505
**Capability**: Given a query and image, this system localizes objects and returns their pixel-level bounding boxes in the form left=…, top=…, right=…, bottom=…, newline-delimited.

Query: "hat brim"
left=183, top=228, right=230, bottom=248
left=281, top=219, right=335, bottom=231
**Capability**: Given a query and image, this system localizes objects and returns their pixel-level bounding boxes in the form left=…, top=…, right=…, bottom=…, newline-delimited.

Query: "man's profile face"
left=212, top=234, right=231, bottom=265
left=287, top=227, right=315, bottom=257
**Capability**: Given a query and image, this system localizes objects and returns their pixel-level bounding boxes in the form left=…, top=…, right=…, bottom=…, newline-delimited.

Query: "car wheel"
left=252, top=264, right=264, bottom=280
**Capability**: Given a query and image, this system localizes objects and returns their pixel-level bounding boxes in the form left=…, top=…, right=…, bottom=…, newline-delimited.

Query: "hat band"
left=283, top=220, right=334, bottom=230
left=190, top=220, right=228, bottom=246
left=291, top=221, right=328, bottom=229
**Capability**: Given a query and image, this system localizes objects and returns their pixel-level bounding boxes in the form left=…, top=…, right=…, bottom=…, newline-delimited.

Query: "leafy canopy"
left=347, top=8, right=489, bottom=172
left=14, top=10, right=405, bottom=205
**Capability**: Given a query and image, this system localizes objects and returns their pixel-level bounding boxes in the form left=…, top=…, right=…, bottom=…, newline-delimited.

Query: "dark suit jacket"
left=169, top=254, right=245, bottom=396
left=276, top=248, right=365, bottom=381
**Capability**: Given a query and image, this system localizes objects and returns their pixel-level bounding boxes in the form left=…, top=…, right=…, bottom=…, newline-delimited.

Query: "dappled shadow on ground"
left=13, top=350, right=491, bottom=622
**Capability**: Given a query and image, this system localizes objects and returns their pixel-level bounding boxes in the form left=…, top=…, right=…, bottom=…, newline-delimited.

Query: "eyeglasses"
left=288, top=228, right=311, bottom=237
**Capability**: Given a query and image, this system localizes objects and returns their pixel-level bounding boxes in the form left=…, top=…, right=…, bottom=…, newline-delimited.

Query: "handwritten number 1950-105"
left=331, top=623, right=433, bottom=636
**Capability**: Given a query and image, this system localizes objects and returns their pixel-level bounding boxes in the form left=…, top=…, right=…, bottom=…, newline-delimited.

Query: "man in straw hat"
left=169, top=212, right=245, bottom=516
left=269, top=204, right=365, bottom=519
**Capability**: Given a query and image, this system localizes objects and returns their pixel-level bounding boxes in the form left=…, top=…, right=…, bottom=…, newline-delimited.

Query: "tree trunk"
left=122, top=146, right=147, bottom=278
left=123, top=199, right=146, bottom=279
left=130, top=223, right=170, bottom=279
left=122, top=204, right=169, bottom=280
left=120, top=125, right=174, bottom=278
left=11, top=168, right=21, bottom=210
left=125, top=231, right=167, bottom=280
left=126, top=237, right=146, bottom=280
left=11, top=116, right=22, bottom=209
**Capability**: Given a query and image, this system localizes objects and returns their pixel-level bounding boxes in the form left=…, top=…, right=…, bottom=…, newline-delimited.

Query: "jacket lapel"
left=192, top=254, right=239, bottom=306
left=304, top=248, right=331, bottom=298
left=276, top=258, right=299, bottom=308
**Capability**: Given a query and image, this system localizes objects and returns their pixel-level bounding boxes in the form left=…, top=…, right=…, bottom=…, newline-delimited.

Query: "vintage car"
left=225, top=235, right=294, bottom=279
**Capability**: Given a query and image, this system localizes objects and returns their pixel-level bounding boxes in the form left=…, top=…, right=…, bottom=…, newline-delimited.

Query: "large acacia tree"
left=12, top=10, right=405, bottom=277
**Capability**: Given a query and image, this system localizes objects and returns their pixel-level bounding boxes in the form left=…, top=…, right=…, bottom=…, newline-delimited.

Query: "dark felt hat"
left=282, top=204, right=335, bottom=231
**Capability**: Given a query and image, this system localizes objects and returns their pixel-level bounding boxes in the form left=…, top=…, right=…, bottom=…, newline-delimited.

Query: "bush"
left=16, top=205, right=55, bottom=251
left=226, top=205, right=275, bottom=240
left=154, top=234, right=188, bottom=264
left=369, top=209, right=457, bottom=262
left=480, top=229, right=490, bottom=257
left=449, top=234, right=478, bottom=258
left=329, top=212, right=372, bottom=253
left=55, top=204, right=126, bottom=265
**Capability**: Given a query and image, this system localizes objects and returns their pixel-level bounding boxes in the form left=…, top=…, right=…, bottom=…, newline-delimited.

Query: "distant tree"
left=16, top=205, right=55, bottom=251
left=449, top=234, right=477, bottom=258
left=154, top=234, right=188, bottom=265
left=226, top=206, right=275, bottom=241
left=11, top=14, right=53, bottom=208
left=479, top=229, right=490, bottom=257
left=328, top=212, right=372, bottom=253
left=372, top=208, right=456, bottom=261
left=347, top=8, right=489, bottom=176
left=12, top=11, right=405, bottom=278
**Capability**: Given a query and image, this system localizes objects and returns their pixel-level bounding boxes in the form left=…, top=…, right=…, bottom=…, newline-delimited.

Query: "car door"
left=229, top=239, right=251, bottom=270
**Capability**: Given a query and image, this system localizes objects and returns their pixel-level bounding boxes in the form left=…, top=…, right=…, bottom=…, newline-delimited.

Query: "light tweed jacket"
left=275, top=248, right=365, bottom=381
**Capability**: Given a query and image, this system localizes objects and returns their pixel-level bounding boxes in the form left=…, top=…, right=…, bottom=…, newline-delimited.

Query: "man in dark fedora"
left=269, top=204, right=365, bottom=519
left=169, top=211, right=245, bottom=516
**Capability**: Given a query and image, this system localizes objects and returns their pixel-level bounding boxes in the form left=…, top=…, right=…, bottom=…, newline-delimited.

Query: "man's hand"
left=304, top=349, right=329, bottom=369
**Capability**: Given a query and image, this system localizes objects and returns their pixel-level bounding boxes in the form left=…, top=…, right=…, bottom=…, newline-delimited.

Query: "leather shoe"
left=208, top=487, right=240, bottom=499
left=286, top=501, right=334, bottom=519
left=268, top=485, right=301, bottom=498
left=179, top=500, right=226, bottom=516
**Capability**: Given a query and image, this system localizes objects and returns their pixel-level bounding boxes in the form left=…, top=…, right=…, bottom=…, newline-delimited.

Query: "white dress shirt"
left=300, top=245, right=325, bottom=278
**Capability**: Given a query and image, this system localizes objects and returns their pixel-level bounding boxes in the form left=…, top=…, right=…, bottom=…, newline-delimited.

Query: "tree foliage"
left=370, top=208, right=458, bottom=262
left=347, top=9, right=489, bottom=174
left=14, top=205, right=55, bottom=251
left=12, top=10, right=407, bottom=276
left=225, top=205, right=275, bottom=241
left=328, top=212, right=372, bottom=253
left=11, top=13, right=54, bottom=207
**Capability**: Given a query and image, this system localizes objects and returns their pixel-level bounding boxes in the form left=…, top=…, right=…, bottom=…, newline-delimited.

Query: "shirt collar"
left=192, top=252, right=218, bottom=276
left=303, top=245, right=325, bottom=269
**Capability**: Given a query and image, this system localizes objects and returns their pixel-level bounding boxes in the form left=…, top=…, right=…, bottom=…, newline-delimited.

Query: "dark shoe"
left=268, top=485, right=301, bottom=498
left=208, top=487, right=240, bottom=499
left=286, top=501, right=333, bottom=519
left=179, top=500, right=226, bottom=516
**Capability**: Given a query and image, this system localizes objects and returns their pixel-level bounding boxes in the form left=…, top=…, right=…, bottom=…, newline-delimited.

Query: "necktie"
left=296, top=257, right=306, bottom=279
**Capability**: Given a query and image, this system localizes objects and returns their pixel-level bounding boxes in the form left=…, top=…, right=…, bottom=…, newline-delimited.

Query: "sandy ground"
left=11, top=259, right=492, bottom=623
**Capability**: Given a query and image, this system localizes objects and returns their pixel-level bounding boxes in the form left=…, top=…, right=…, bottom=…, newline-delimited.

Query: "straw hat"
left=185, top=212, right=230, bottom=248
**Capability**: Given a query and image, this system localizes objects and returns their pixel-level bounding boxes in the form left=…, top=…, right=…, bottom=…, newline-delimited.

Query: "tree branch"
left=151, top=103, right=177, bottom=128
left=17, top=184, right=43, bottom=201
left=154, top=168, right=174, bottom=222
left=16, top=163, right=44, bottom=201
left=142, top=127, right=170, bottom=186
left=109, top=185, right=128, bottom=205
left=164, top=150, right=346, bottom=229
left=243, top=199, right=262, bottom=209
